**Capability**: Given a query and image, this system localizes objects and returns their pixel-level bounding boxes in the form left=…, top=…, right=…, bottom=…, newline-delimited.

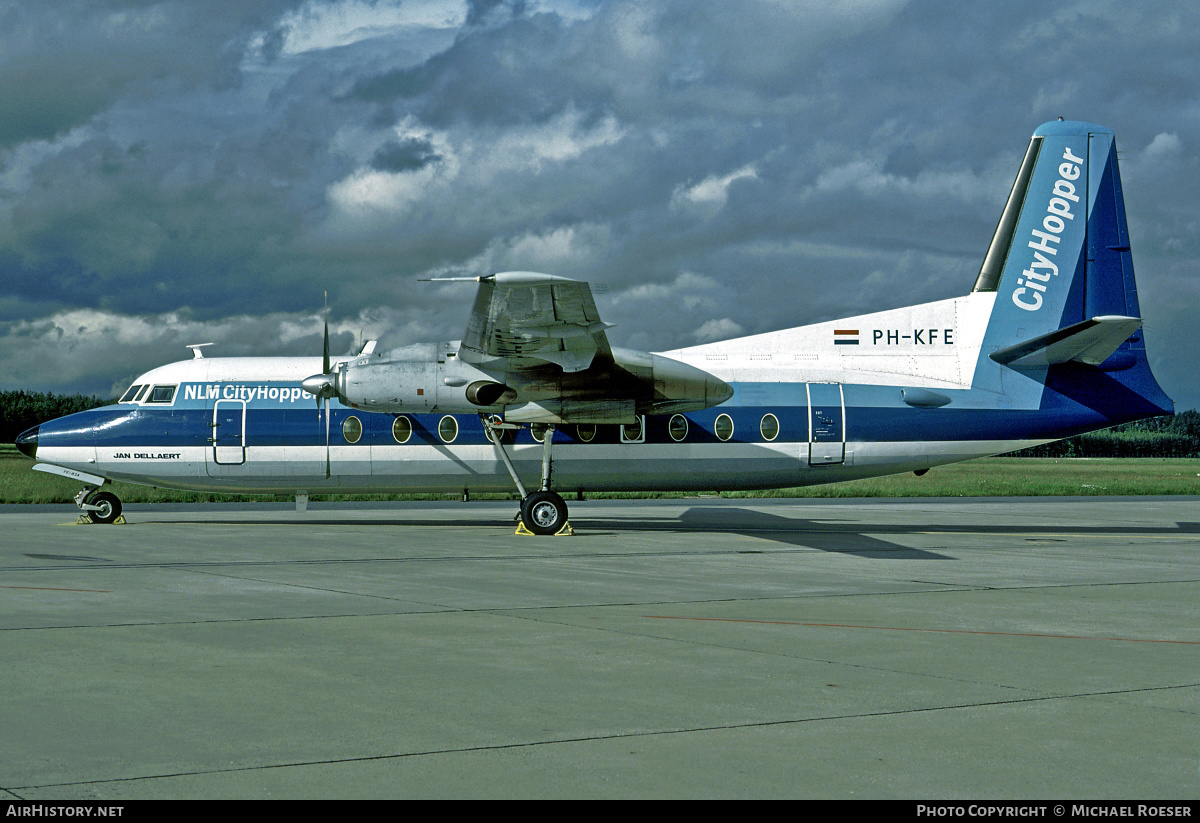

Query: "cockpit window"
left=146, top=385, right=177, bottom=404
left=134, top=385, right=150, bottom=402
left=119, top=385, right=144, bottom=403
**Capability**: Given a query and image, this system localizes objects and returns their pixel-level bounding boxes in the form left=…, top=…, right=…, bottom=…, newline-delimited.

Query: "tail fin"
left=972, top=120, right=1172, bottom=418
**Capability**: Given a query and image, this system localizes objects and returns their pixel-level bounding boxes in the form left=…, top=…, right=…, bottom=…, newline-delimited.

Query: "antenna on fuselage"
left=186, top=343, right=214, bottom=359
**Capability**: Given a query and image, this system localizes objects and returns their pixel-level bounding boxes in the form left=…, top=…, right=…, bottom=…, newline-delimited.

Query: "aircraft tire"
left=86, top=491, right=122, bottom=524
left=521, top=490, right=568, bottom=536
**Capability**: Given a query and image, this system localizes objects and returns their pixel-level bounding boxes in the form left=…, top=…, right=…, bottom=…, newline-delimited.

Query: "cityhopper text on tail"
left=16, top=121, right=1173, bottom=534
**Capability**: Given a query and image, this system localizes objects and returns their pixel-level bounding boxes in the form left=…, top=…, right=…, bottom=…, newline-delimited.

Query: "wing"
left=457, top=272, right=614, bottom=373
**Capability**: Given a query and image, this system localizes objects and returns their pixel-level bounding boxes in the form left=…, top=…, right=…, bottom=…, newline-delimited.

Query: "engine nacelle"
left=333, top=344, right=515, bottom=413
left=610, top=347, right=735, bottom=414
left=317, top=342, right=732, bottom=420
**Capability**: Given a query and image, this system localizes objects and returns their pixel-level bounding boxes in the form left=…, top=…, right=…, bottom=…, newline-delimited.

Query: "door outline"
left=212, top=399, right=246, bottom=465
left=806, top=382, right=845, bottom=465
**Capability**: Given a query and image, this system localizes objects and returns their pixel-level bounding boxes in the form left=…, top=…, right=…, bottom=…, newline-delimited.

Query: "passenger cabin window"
left=668, top=415, right=689, bottom=442
left=714, top=413, right=734, bottom=442
left=145, top=385, right=177, bottom=404
left=119, top=385, right=144, bottom=403
left=760, top=413, right=780, bottom=441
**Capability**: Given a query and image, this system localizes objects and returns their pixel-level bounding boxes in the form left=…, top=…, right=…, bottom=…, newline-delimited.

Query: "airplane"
left=14, top=120, right=1174, bottom=535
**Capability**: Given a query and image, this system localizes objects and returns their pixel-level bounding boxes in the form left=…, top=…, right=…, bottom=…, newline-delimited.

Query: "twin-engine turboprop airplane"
left=16, top=120, right=1173, bottom=533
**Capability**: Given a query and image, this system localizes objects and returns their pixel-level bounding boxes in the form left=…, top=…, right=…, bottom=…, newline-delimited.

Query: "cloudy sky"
left=2, top=0, right=1197, bottom=410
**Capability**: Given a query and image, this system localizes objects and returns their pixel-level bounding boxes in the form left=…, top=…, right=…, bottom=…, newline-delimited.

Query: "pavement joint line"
left=0, top=585, right=111, bottom=592
left=13, top=681, right=1200, bottom=794
left=642, top=615, right=1200, bottom=644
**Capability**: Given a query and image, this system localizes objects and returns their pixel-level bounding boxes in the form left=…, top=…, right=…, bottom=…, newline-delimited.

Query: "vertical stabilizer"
left=971, top=120, right=1171, bottom=417
left=978, top=121, right=1098, bottom=344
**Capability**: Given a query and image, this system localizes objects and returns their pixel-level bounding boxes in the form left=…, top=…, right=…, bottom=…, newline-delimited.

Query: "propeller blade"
left=324, top=396, right=331, bottom=479
left=322, top=291, right=331, bottom=376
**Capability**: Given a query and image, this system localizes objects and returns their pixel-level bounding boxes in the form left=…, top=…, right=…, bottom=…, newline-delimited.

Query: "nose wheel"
left=75, top=488, right=123, bottom=524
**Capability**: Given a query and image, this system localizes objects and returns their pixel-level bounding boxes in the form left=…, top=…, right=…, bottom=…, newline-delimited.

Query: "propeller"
left=301, top=293, right=337, bottom=479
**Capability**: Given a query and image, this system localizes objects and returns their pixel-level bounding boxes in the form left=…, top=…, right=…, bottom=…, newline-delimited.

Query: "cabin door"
left=806, top=382, right=845, bottom=465
left=211, top=399, right=247, bottom=465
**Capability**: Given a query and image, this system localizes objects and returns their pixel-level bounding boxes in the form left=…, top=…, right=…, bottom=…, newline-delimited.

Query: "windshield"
left=146, top=385, right=177, bottom=404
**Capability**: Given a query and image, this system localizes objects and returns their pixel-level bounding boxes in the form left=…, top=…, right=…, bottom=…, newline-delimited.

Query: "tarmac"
left=1, top=496, right=1198, bottom=799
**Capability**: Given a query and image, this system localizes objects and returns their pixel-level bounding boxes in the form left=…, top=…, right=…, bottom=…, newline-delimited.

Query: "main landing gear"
left=520, top=489, right=569, bottom=535
left=74, top=486, right=123, bottom=524
left=483, top=416, right=571, bottom=536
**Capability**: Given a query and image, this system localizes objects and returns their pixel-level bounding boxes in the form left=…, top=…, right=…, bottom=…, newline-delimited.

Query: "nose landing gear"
left=75, top=487, right=124, bottom=525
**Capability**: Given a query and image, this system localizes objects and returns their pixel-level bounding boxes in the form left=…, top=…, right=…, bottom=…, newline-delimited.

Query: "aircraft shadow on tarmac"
left=674, top=505, right=1200, bottom=558
left=117, top=506, right=952, bottom=559
left=103, top=504, right=1200, bottom=562
left=674, top=506, right=949, bottom=558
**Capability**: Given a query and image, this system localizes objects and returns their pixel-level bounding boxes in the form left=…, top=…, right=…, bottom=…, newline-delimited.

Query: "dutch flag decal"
left=833, top=329, right=859, bottom=345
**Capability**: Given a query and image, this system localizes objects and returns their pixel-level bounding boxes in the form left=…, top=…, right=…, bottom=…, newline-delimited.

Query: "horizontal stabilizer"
left=989, top=316, right=1142, bottom=368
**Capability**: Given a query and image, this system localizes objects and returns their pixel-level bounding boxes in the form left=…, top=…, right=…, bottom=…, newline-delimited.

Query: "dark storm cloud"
left=370, top=137, right=442, bottom=172
left=1, top=0, right=1198, bottom=410
left=0, top=1, right=295, bottom=148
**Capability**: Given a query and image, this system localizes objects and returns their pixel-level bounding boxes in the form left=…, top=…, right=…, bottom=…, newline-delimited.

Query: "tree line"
left=1005, top=410, right=1200, bottom=458
left=3, top=389, right=1199, bottom=457
left=1, top=390, right=113, bottom=444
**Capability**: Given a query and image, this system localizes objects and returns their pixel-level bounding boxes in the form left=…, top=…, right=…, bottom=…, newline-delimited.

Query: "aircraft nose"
left=15, top=425, right=38, bottom=459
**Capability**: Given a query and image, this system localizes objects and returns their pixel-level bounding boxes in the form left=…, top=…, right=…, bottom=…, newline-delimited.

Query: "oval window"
left=438, top=415, right=458, bottom=443
left=531, top=423, right=550, bottom=443
left=342, top=415, right=363, bottom=444
left=392, top=415, right=412, bottom=444
left=714, top=413, right=734, bottom=442
left=575, top=424, right=597, bottom=443
left=668, top=414, right=688, bottom=442
left=621, top=417, right=643, bottom=442
left=760, top=413, right=779, bottom=441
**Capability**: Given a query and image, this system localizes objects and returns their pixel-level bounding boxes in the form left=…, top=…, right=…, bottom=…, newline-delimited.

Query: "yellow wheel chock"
left=75, top=514, right=126, bottom=525
left=515, top=520, right=574, bottom=536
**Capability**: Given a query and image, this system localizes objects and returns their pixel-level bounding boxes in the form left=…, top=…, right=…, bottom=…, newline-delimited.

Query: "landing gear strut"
left=75, top=487, right=123, bottom=524
left=484, top=416, right=571, bottom=535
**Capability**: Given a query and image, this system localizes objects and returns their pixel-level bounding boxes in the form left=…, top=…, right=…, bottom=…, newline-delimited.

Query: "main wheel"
left=86, top=491, right=122, bottom=524
left=520, top=490, right=568, bottom=535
